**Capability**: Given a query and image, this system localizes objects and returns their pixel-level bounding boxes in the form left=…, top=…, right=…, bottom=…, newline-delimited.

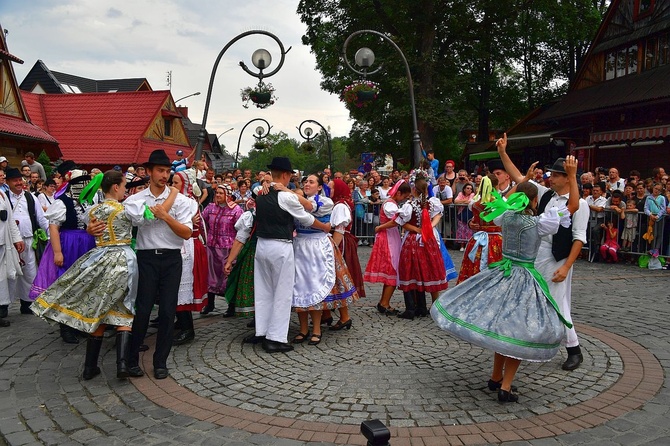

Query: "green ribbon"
left=143, top=204, right=155, bottom=221
left=488, top=257, right=572, bottom=329
left=31, top=228, right=48, bottom=249
left=79, top=173, right=104, bottom=205
left=480, top=191, right=529, bottom=222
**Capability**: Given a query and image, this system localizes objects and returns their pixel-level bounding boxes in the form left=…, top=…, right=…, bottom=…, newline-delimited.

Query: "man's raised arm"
left=496, top=133, right=525, bottom=184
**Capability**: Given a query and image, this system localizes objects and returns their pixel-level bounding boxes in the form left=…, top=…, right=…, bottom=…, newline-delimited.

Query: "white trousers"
left=535, top=244, right=579, bottom=348
left=254, top=238, right=295, bottom=343
left=8, top=237, right=37, bottom=303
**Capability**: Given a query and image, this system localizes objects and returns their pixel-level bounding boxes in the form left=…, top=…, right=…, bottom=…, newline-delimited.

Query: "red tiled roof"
left=137, top=139, right=192, bottom=164
left=21, top=90, right=189, bottom=165
left=0, top=113, right=58, bottom=143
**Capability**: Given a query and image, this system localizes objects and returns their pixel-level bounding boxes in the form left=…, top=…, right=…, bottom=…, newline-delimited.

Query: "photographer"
left=452, top=170, right=473, bottom=197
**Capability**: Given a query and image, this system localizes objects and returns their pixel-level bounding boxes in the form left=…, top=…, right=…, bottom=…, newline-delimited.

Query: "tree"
left=36, top=150, right=53, bottom=177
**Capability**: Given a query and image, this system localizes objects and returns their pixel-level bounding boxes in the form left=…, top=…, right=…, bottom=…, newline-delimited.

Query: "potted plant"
left=254, top=140, right=269, bottom=150
left=241, top=82, right=277, bottom=109
left=340, top=80, right=381, bottom=109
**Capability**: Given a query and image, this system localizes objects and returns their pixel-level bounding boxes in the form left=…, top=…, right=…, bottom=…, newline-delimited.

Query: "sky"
left=1, top=0, right=353, bottom=160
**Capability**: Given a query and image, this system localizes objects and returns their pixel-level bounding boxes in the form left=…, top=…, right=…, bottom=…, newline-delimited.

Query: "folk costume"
left=224, top=201, right=257, bottom=318
left=124, top=150, right=195, bottom=378
left=172, top=170, right=204, bottom=345
left=0, top=191, right=23, bottom=326
left=363, top=195, right=403, bottom=286
left=293, top=194, right=358, bottom=311
left=200, top=183, right=243, bottom=314
left=252, top=158, right=319, bottom=351
left=331, top=179, right=365, bottom=298
left=432, top=192, right=573, bottom=362
left=456, top=177, right=503, bottom=284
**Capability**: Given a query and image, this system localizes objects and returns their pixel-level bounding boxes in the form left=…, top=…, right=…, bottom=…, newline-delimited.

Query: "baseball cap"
left=0, top=156, right=7, bottom=163
left=176, top=150, right=184, bottom=156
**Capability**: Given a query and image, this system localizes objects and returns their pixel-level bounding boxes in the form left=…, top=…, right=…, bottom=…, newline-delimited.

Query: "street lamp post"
left=297, top=119, right=332, bottom=171
left=193, top=30, right=289, bottom=161
left=235, top=118, right=272, bottom=168
left=174, top=91, right=201, bottom=103
left=342, top=30, right=422, bottom=168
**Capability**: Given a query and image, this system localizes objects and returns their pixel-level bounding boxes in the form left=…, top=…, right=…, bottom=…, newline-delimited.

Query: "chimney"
left=177, top=106, right=188, bottom=118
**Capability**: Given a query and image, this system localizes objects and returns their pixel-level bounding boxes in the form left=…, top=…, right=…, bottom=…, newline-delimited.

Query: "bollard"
left=360, top=419, right=391, bottom=446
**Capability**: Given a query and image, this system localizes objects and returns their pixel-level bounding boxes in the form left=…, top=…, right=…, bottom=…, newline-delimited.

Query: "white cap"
left=0, top=156, right=7, bottom=163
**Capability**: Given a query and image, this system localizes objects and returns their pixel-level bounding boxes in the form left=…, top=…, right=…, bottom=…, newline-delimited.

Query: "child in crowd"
left=620, top=200, right=638, bottom=252
left=599, top=221, right=620, bottom=262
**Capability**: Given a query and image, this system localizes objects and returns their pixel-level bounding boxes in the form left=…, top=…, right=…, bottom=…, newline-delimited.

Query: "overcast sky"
left=2, top=0, right=353, bottom=159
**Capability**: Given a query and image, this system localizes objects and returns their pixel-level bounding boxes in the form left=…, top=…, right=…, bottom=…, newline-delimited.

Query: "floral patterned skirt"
left=457, top=232, right=503, bottom=284
left=31, top=245, right=138, bottom=333
left=224, top=237, right=256, bottom=318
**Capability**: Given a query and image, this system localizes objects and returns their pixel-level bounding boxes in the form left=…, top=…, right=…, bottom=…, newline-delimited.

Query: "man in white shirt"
left=122, top=150, right=195, bottom=379
left=4, top=168, right=49, bottom=315
left=606, top=167, right=625, bottom=193
left=0, top=188, right=24, bottom=327
left=21, top=152, right=47, bottom=181
left=587, top=183, right=607, bottom=248
left=432, top=176, right=453, bottom=206
left=246, top=157, right=331, bottom=353
left=497, top=134, right=588, bottom=371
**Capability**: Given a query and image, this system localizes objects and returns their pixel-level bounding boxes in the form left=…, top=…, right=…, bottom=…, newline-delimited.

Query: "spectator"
left=643, top=183, right=666, bottom=253
left=433, top=176, right=453, bottom=207
left=607, top=168, right=625, bottom=193
left=37, top=179, right=57, bottom=211
left=29, top=172, right=40, bottom=193
left=652, top=167, right=666, bottom=184
left=581, top=183, right=592, bottom=199
left=443, top=160, right=457, bottom=183
left=580, top=172, right=593, bottom=186
left=232, top=180, right=252, bottom=209
left=172, top=149, right=194, bottom=173
left=353, top=180, right=370, bottom=244
left=628, top=170, right=641, bottom=186
left=487, top=159, right=513, bottom=197
left=623, top=184, right=635, bottom=202
left=422, top=149, right=440, bottom=176
left=587, top=183, right=607, bottom=251
left=0, top=156, right=8, bottom=171
left=633, top=183, right=649, bottom=252
left=620, top=199, right=638, bottom=252
left=454, top=183, right=475, bottom=251
left=533, top=167, right=544, bottom=183
left=0, top=169, right=7, bottom=193
left=20, top=165, right=31, bottom=182
left=21, top=152, right=47, bottom=181
left=452, top=169, right=472, bottom=196
left=378, top=176, right=392, bottom=200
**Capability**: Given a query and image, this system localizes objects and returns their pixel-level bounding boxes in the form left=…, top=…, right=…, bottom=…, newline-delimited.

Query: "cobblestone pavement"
left=1, top=248, right=669, bottom=445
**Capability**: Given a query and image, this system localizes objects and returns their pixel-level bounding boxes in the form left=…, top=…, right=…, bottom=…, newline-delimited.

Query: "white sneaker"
left=459, top=247, right=465, bottom=252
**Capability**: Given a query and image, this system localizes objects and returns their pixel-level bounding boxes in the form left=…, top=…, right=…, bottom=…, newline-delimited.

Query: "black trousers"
left=130, top=249, right=182, bottom=369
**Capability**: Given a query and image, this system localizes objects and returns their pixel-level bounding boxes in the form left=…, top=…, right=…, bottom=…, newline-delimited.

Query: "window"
left=643, top=33, right=670, bottom=71
left=635, top=0, right=654, bottom=20
left=604, top=44, right=639, bottom=80
left=164, top=118, right=172, bottom=137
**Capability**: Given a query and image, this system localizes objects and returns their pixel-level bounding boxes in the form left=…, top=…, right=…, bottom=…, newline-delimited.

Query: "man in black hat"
left=497, top=133, right=588, bottom=371
left=4, top=168, right=49, bottom=315
left=487, top=158, right=514, bottom=198
left=246, top=157, right=331, bottom=353
left=121, top=149, right=195, bottom=378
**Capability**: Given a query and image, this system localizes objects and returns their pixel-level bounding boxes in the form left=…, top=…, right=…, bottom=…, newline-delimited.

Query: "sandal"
left=292, top=332, right=309, bottom=344
left=308, top=333, right=322, bottom=346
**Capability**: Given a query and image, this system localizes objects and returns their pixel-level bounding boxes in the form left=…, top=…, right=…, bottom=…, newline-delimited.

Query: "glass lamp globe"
left=354, top=47, right=375, bottom=67
left=252, top=49, right=272, bottom=70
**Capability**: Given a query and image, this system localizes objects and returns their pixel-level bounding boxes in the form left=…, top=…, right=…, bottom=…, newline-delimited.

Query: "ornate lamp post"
left=235, top=118, right=272, bottom=168
left=342, top=30, right=422, bottom=168
left=297, top=119, right=333, bottom=171
left=194, top=30, right=289, bottom=161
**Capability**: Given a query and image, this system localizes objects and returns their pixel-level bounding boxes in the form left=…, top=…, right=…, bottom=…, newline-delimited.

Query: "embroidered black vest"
left=538, top=190, right=572, bottom=262
left=255, top=189, right=294, bottom=240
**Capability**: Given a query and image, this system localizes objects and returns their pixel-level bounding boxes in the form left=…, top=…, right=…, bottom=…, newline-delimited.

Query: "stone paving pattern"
left=1, top=248, right=669, bottom=445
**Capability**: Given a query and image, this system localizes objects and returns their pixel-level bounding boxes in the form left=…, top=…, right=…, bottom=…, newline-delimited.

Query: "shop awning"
left=590, top=125, right=670, bottom=144
left=506, top=129, right=569, bottom=149
left=468, top=151, right=500, bottom=161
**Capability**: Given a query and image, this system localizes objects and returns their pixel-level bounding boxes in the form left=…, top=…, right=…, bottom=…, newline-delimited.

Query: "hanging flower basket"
left=254, top=141, right=269, bottom=150
left=299, top=142, right=315, bottom=153
left=340, top=80, right=381, bottom=109
left=241, top=82, right=277, bottom=109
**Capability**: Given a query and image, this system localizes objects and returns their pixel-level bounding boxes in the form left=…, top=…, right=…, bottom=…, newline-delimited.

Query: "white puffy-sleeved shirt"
left=234, top=210, right=255, bottom=244
left=531, top=180, right=588, bottom=245
left=331, top=202, right=352, bottom=234
left=124, top=187, right=195, bottom=250
left=396, top=196, right=444, bottom=226
left=0, top=192, right=22, bottom=246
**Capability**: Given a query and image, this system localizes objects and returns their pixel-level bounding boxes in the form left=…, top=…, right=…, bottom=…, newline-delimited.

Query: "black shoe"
left=246, top=318, right=255, bottom=328
left=60, top=324, right=79, bottom=344
left=397, top=311, right=414, bottom=320
left=329, top=319, right=352, bottom=331
left=498, top=389, right=519, bottom=403
left=261, top=339, right=294, bottom=353
left=127, top=365, right=144, bottom=377
left=562, top=353, right=583, bottom=371
left=292, top=332, right=309, bottom=344
left=173, top=329, right=195, bottom=345
left=222, top=307, right=235, bottom=318
left=0, top=319, right=9, bottom=327
left=320, top=316, right=334, bottom=326
left=20, top=300, right=33, bottom=315
left=0, top=305, right=7, bottom=318
left=376, top=303, right=387, bottom=314
left=487, top=379, right=518, bottom=393
left=154, top=368, right=169, bottom=379
left=201, top=292, right=216, bottom=315
left=116, top=331, right=132, bottom=379
left=243, top=334, right=265, bottom=344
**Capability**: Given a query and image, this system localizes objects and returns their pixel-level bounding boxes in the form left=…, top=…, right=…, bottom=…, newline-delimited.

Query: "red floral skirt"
left=398, top=233, right=448, bottom=293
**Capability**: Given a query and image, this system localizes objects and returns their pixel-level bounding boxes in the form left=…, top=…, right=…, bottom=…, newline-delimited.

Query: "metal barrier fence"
left=351, top=203, right=669, bottom=262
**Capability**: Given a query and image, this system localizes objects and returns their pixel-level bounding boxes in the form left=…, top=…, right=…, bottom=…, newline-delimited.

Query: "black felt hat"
left=266, top=157, right=293, bottom=173
left=5, top=168, right=22, bottom=180
left=56, top=160, right=78, bottom=176
left=487, top=158, right=505, bottom=172
left=126, top=176, right=148, bottom=190
left=144, top=149, right=171, bottom=167
left=546, top=158, right=567, bottom=174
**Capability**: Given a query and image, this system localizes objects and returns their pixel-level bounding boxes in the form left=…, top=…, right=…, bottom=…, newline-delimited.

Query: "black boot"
left=173, top=311, right=195, bottom=345
left=20, top=300, right=33, bottom=315
left=397, top=291, right=416, bottom=320
left=82, top=336, right=103, bottom=380
left=415, top=291, right=428, bottom=317
left=222, top=303, right=235, bottom=318
left=200, top=292, right=215, bottom=315
left=116, top=331, right=132, bottom=379
left=0, top=304, right=8, bottom=318
left=60, top=323, right=79, bottom=344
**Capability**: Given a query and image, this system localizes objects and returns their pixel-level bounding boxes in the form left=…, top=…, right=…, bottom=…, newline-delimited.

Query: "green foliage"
left=36, top=150, right=53, bottom=177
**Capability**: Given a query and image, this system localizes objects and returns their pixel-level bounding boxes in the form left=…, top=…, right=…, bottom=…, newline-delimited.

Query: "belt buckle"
left=154, top=249, right=163, bottom=255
